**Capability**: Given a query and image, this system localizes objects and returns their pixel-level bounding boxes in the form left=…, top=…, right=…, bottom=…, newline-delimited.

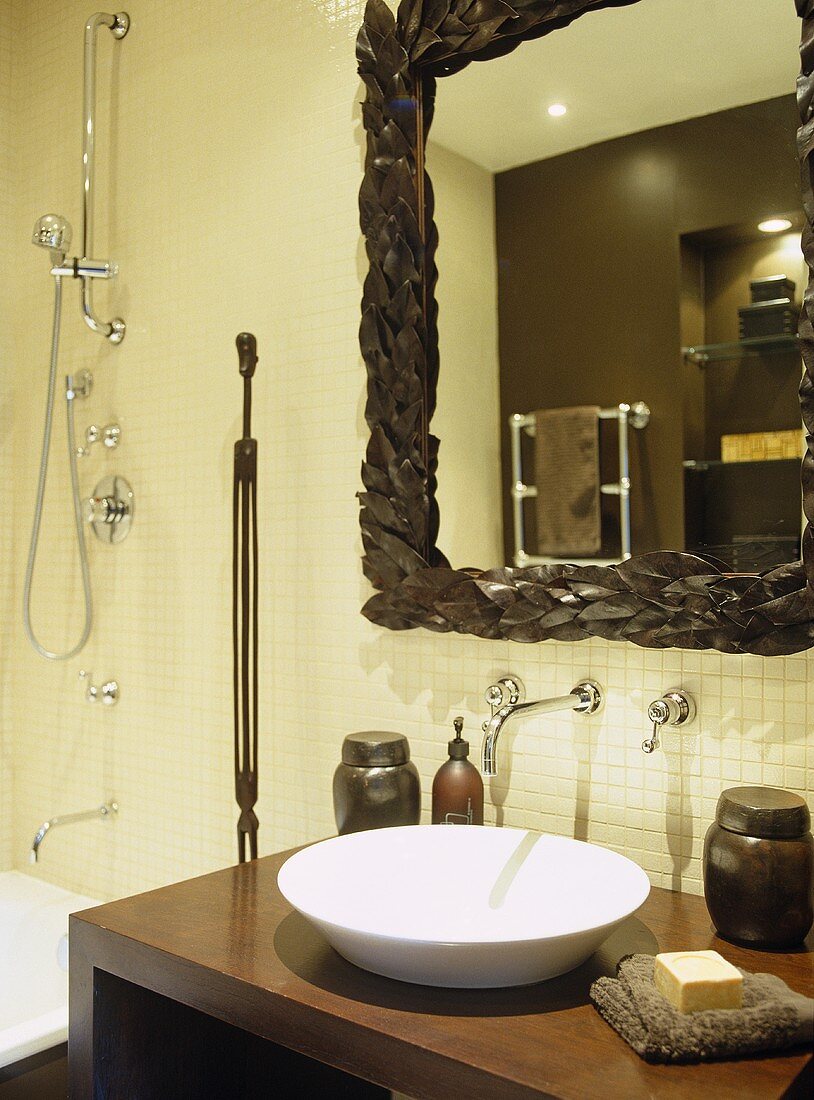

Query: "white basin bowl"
left=277, top=825, right=650, bottom=988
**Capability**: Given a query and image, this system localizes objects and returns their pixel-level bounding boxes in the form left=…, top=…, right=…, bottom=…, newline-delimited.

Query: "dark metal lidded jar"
left=333, top=732, right=421, bottom=836
left=703, top=786, right=813, bottom=948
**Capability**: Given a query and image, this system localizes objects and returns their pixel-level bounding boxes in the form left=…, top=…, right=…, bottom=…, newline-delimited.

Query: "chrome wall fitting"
left=49, top=258, right=119, bottom=280
left=79, top=669, right=119, bottom=705
left=642, top=690, right=696, bottom=753
left=65, top=370, right=93, bottom=401
left=481, top=675, right=604, bottom=777
left=76, top=422, right=121, bottom=457
left=110, top=12, right=130, bottom=38
left=84, top=474, right=134, bottom=543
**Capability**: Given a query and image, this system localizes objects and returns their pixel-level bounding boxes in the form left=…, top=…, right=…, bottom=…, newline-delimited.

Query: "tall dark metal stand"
left=233, top=332, right=259, bottom=862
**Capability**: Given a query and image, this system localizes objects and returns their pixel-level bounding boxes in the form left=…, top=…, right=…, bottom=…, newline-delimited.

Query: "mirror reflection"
left=427, top=0, right=803, bottom=574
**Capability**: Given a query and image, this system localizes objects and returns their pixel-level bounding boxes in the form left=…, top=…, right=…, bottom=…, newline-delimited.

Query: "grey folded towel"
left=590, top=953, right=814, bottom=1064
left=533, top=405, right=601, bottom=558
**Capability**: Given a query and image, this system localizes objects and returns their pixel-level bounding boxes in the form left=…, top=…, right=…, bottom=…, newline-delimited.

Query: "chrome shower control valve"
left=84, top=474, right=134, bottom=543
left=77, top=422, right=121, bottom=457
left=79, top=670, right=119, bottom=706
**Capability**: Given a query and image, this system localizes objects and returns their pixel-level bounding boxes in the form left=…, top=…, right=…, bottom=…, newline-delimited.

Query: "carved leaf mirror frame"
left=356, top=0, right=814, bottom=655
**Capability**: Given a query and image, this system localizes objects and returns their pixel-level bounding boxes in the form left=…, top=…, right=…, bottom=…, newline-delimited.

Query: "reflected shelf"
left=682, top=334, right=799, bottom=364
left=683, top=457, right=802, bottom=469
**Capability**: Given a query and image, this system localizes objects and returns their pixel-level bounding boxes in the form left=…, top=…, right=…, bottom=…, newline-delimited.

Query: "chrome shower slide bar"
left=81, top=11, right=129, bottom=342
left=510, top=401, right=650, bottom=567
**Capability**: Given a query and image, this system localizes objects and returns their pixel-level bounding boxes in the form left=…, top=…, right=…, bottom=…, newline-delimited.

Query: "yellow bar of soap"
left=654, top=950, right=743, bottom=1013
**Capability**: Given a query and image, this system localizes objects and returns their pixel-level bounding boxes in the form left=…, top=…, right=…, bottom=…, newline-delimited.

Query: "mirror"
left=357, top=0, right=814, bottom=654
left=426, top=0, right=803, bottom=575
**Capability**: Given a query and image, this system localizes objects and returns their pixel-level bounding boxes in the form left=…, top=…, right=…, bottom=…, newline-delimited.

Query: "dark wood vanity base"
left=69, top=848, right=813, bottom=1100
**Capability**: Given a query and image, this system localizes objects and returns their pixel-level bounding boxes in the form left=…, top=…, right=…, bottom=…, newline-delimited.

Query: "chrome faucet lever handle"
left=642, top=691, right=696, bottom=753
left=642, top=718, right=662, bottom=754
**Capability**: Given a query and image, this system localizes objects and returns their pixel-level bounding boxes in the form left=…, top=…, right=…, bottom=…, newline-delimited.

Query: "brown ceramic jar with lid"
left=703, top=785, right=813, bottom=947
left=333, top=732, right=420, bottom=835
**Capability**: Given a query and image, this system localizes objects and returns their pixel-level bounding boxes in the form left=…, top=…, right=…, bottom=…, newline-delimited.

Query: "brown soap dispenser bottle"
left=431, top=716, right=484, bottom=825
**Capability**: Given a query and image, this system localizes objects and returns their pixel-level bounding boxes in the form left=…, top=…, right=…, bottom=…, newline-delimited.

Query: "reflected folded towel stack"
left=590, top=953, right=814, bottom=1063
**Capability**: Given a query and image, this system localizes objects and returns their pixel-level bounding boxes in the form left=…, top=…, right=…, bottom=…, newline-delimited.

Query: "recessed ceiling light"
left=758, top=218, right=793, bottom=233
left=547, top=103, right=567, bottom=118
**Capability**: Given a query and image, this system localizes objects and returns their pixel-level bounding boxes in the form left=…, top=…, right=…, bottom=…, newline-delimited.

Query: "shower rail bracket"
left=106, top=317, right=126, bottom=344
left=65, top=370, right=93, bottom=401
left=111, top=12, right=130, bottom=38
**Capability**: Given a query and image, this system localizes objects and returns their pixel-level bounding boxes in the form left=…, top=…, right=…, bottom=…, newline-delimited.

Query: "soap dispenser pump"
left=431, top=716, right=484, bottom=825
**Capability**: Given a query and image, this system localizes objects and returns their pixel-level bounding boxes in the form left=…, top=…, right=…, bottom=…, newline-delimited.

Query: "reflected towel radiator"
left=510, top=401, right=650, bottom=566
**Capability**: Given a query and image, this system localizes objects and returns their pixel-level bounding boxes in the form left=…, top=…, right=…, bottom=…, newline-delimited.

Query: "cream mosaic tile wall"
left=1, top=0, right=15, bottom=871
left=4, top=0, right=813, bottom=903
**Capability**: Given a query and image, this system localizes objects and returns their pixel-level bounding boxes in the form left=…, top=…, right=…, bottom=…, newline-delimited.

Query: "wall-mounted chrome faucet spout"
left=481, top=677, right=603, bottom=777
left=30, top=801, right=118, bottom=863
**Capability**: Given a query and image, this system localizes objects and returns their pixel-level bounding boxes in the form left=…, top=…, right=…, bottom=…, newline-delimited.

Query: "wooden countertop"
left=69, top=845, right=813, bottom=1100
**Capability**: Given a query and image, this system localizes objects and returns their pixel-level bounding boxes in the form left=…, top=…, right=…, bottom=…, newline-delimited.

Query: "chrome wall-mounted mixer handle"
left=483, top=676, right=524, bottom=714
left=79, top=670, right=119, bottom=706
left=76, top=422, right=121, bottom=457
left=642, top=690, right=696, bottom=753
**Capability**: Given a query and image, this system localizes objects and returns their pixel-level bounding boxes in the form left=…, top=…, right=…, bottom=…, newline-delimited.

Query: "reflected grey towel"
left=533, top=406, right=601, bottom=558
left=590, top=953, right=814, bottom=1064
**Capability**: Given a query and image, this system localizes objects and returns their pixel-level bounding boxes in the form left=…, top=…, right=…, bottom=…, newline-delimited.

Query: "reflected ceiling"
left=429, top=0, right=800, bottom=172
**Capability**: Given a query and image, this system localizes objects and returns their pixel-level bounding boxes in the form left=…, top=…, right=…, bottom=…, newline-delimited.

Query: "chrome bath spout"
left=30, top=801, right=117, bottom=863
left=481, top=679, right=602, bottom=777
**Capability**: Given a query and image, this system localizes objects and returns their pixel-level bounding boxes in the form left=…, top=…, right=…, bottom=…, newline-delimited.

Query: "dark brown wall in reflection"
left=495, top=94, right=799, bottom=561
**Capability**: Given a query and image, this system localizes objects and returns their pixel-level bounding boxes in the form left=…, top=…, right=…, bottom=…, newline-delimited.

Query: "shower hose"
left=23, top=275, right=93, bottom=659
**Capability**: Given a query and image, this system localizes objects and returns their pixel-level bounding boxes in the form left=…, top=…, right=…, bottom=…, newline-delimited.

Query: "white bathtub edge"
left=0, top=1007, right=67, bottom=1069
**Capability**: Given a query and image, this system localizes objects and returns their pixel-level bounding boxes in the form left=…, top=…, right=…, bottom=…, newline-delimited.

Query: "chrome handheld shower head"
left=32, top=214, right=73, bottom=265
